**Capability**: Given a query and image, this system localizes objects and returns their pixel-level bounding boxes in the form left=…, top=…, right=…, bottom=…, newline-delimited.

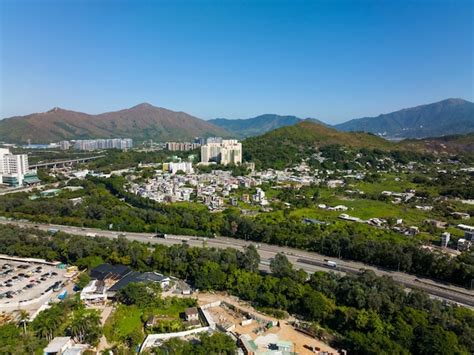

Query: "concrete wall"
left=139, top=327, right=210, bottom=352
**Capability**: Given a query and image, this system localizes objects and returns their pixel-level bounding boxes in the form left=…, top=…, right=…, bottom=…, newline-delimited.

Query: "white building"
left=164, top=162, right=194, bottom=174
left=441, top=232, right=450, bottom=248
left=74, top=138, right=133, bottom=151
left=457, top=238, right=472, bottom=252
left=80, top=280, right=107, bottom=303
left=0, top=148, right=36, bottom=187
left=201, top=139, right=242, bottom=165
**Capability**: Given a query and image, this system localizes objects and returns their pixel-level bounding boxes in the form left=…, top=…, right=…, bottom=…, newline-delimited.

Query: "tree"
left=116, top=282, right=162, bottom=308
left=68, top=308, right=102, bottom=345
left=240, top=245, right=260, bottom=273
left=0, top=323, right=21, bottom=353
left=270, top=253, right=294, bottom=279
left=76, top=273, right=91, bottom=290
left=155, top=338, right=192, bottom=354
left=197, top=332, right=237, bottom=353
left=18, top=310, right=30, bottom=335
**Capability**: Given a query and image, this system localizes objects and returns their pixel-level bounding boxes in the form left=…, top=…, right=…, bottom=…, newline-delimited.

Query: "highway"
left=1, top=219, right=473, bottom=308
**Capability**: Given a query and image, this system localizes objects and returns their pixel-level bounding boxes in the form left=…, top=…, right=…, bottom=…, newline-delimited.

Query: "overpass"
left=30, top=155, right=105, bottom=168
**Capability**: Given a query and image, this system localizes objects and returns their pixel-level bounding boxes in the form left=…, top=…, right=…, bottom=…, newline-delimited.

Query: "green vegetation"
left=0, top=225, right=472, bottom=354
left=154, top=333, right=236, bottom=354
left=104, top=282, right=197, bottom=348
left=104, top=304, right=144, bottom=348
left=0, top=297, right=101, bottom=354
left=0, top=170, right=473, bottom=287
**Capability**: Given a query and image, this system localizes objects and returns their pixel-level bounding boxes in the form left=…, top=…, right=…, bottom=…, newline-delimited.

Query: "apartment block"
left=0, top=148, right=38, bottom=187
left=200, top=139, right=242, bottom=165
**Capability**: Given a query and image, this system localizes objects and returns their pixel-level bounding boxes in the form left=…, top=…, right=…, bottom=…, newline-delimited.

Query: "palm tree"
left=18, top=310, right=30, bottom=335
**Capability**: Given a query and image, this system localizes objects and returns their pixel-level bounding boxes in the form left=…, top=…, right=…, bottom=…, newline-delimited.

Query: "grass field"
left=104, top=304, right=143, bottom=343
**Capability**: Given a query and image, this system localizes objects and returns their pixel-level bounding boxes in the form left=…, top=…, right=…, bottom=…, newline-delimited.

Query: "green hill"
left=243, top=121, right=392, bottom=169
left=243, top=121, right=474, bottom=169
left=209, top=114, right=326, bottom=137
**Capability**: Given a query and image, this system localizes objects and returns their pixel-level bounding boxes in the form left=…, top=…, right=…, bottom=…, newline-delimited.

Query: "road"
left=1, top=219, right=473, bottom=308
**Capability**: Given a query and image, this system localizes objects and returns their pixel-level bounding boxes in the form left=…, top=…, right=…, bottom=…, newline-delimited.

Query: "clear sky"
left=0, top=0, right=472, bottom=123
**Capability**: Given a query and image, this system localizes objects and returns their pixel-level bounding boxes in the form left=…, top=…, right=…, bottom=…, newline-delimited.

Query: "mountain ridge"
left=0, top=104, right=230, bottom=143
left=208, top=114, right=326, bottom=137
left=334, top=98, right=474, bottom=138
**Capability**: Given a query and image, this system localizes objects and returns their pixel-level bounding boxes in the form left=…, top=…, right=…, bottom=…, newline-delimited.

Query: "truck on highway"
left=327, top=260, right=337, bottom=268
left=154, top=232, right=166, bottom=238
left=47, top=228, right=59, bottom=234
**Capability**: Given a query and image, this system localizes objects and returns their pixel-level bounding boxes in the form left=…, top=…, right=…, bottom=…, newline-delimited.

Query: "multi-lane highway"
left=1, top=219, right=473, bottom=308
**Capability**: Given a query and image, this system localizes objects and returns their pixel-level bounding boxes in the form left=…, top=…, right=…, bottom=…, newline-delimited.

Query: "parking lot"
left=0, top=259, right=67, bottom=311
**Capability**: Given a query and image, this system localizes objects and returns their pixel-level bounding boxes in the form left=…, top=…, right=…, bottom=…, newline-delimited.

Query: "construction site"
left=197, top=293, right=339, bottom=355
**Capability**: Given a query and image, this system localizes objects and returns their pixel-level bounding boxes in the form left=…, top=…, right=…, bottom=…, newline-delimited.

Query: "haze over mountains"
left=0, top=98, right=472, bottom=143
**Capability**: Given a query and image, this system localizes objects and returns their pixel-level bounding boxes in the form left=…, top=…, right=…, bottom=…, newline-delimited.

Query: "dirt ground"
left=197, top=292, right=339, bottom=355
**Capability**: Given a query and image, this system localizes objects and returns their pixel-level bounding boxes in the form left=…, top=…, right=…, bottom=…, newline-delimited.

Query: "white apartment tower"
left=201, top=139, right=242, bottom=165
left=440, top=232, right=450, bottom=248
left=0, top=148, right=30, bottom=186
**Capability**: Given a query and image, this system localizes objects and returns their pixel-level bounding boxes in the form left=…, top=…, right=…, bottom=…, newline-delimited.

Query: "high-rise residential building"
left=165, top=142, right=200, bottom=151
left=59, top=141, right=71, bottom=150
left=206, top=137, right=223, bottom=144
left=440, top=232, right=450, bottom=248
left=73, top=138, right=133, bottom=151
left=0, top=148, right=38, bottom=187
left=200, top=139, right=242, bottom=165
left=194, top=137, right=206, bottom=145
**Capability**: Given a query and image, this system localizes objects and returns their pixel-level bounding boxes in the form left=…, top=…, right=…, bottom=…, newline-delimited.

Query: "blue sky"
left=1, top=0, right=472, bottom=123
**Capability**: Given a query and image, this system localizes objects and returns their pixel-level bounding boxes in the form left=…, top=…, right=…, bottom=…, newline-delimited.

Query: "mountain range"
left=334, top=98, right=474, bottom=139
left=0, top=98, right=473, bottom=143
left=0, top=103, right=229, bottom=143
left=213, top=99, right=474, bottom=139
left=208, top=114, right=326, bottom=138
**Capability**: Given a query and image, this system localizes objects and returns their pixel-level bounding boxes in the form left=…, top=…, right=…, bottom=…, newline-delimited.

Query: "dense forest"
left=0, top=225, right=472, bottom=354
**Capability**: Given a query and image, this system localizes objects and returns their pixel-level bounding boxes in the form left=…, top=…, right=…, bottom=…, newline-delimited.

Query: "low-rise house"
left=327, top=179, right=344, bottom=188
left=465, top=231, right=474, bottom=242
left=43, top=337, right=87, bottom=355
left=184, top=307, right=199, bottom=322
left=424, top=219, right=447, bottom=229
left=80, top=280, right=107, bottom=303
left=457, top=238, right=472, bottom=252
left=451, top=212, right=470, bottom=220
